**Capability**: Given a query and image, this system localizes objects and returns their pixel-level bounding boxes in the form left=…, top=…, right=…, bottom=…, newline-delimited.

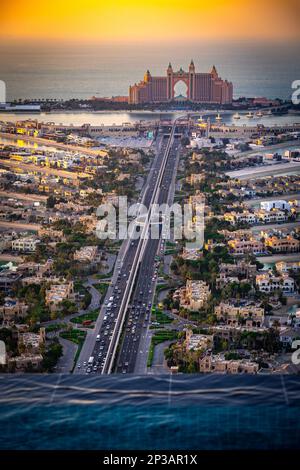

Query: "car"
left=83, top=361, right=87, bottom=367
left=93, top=365, right=98, bottom=371
left=86, top=367, right=92, bottom=373
left=77, top=364, right=81, bottom=368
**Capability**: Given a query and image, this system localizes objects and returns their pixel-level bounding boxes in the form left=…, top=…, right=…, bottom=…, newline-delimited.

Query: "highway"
left=115, top=135, right=181, bottom=373
left=75, top=124, right=179, bottom=374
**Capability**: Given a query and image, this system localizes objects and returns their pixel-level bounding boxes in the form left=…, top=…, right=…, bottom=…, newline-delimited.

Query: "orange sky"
left=1, top=0, right=300, bottom=43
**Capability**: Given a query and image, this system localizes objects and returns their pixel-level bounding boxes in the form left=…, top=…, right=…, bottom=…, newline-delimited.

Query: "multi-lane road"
left=75, top=122, right=182, bottom=374
left=115, top=135, right=181, bottom=373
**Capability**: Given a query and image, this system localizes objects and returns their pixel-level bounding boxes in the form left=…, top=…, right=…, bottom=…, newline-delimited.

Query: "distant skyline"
left=1, top=0, right=300, bottom=43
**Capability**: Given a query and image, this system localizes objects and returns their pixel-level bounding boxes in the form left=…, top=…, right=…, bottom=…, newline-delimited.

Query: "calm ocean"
left=1, top=41, right=300, bottom=101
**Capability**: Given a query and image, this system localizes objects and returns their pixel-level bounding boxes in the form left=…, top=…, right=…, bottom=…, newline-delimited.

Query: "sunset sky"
left=1, top=0, right=300, bottom=43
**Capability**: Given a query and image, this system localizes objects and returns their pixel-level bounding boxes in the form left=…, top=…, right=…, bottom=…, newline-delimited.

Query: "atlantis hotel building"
left=129, top=62, right=233, bottom=105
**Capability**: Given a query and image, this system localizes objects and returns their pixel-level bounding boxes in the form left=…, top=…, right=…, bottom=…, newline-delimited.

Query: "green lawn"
left=94, top=271, right=113, bottom=280
left=94, top=282, right=109, bottom=296
left=147, top=330, right=178, bottom=367
left=70, top=308, right=99, bottom=325
left=60, top=328, right=87, bottom=372
left=151, top=308, right=173, bottom=325
left=45, top=322, right=68, bottom=332
left=60, top=328, right=87, bottom=344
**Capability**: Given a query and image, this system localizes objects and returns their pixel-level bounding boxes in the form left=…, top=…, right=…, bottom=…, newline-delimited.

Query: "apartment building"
left=199, top=353, right=259, bottom=374
left=185, top=329, right=213, bottom=352
left=74, top=245, right=99, bottom=262
left=215, top=302, right=264, bottom=327
left=256, top=272, right=295, bottom=293
left=18, top=328, right=45, bottom=354
left=276, top=260, right=300, bottom=273
left=256, top=209, right=288, bottom=224
left=224, top=210, right=257, bottom=226
left=0, top=297, right=29, bottom=325
left=218, top=261, right=257, bottom=278
left=188, top=173, right=205, bottom=185
left=228, top=238, right=264, bottom=255
left=174, top=280, right=211, bottom=311
left=261, top=200, right=291, bottom=212
left=45, top=281, right=75, bottom=311
left=265, top=235, right=300, bottom=253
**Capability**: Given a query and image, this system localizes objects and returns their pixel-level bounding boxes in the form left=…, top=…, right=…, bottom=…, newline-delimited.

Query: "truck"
left=88, top=356, right=94, bottom=366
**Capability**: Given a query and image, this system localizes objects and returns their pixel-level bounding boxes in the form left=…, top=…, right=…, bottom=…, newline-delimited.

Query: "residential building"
left=18, top=328, right=45, bottom=354
left=188, top=173, right=205, bottom=185
left=199, top=353, right=259, bottom=374
left=265, top=235, right=300, bottom=253
left=0, top=298, right=29, bottom=325
left=276, top=260, right=300, bottom=273
left=224, top=210, right=257, bottom=225
left=215, top=302, right=264, bottom=327
left=8, top=354, right=43, bottom=371
left=174, top=280, right=211, bottom=311
left=228, top=238, right=264, bottom=255
left=45, top=281, right=75, bottom=311
left=261, top=200, right=291, bottom=212
left=74, top=245, right=99, bottom=263
left=218, top=261, right=257, bottom=278
left=256, top=208, right=288, bottom=224
left=0, top=271, right=22, bottom=294
left=256, top=272, right=295, bottom=293
left=185, top=329, right=213, bottom=351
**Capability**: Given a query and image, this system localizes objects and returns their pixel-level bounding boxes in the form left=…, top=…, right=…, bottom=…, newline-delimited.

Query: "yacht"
left=246, top=111, right=254, bottom=118
left=233, top=112, right=240, bottom=120
left=215, top=113, right=222, bottom=122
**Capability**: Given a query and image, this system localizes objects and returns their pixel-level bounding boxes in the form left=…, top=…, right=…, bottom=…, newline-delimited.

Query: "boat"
left=267, top=109, right=273, bottom=115
left=246, top=111, right=254, bottom=118
left=256, top=111, right=263, bottom=118
left=215, top=113, right=222, bottom=122
left=233, top=112, right=240, bottom=119
left=197, top=115, right=204, bottom=123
